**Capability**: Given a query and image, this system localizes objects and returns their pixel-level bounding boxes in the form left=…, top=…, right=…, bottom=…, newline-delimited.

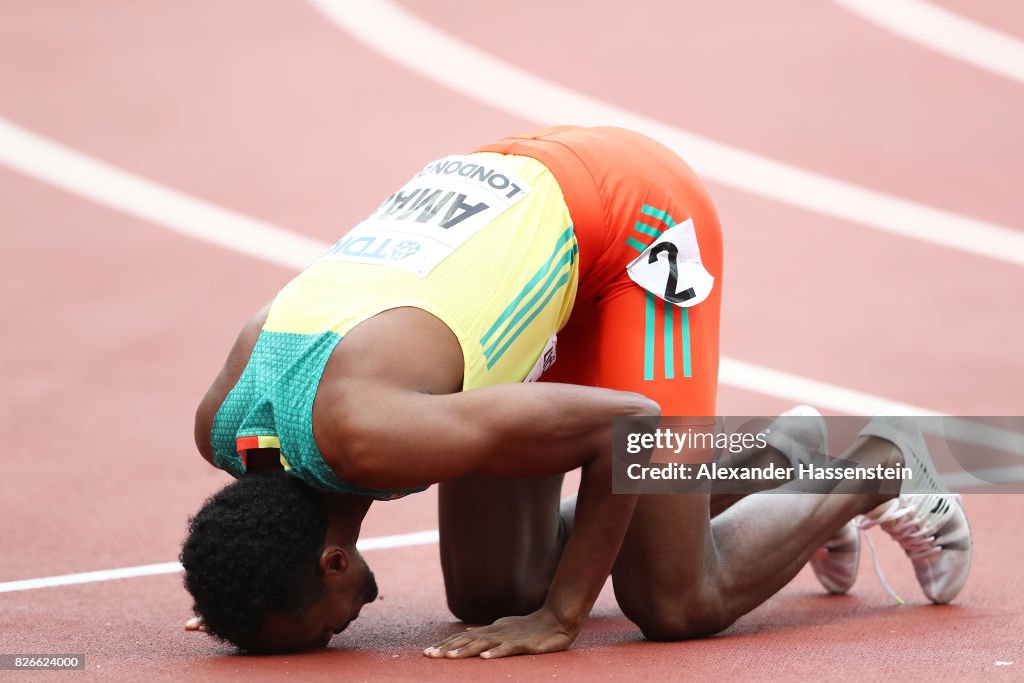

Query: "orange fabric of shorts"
left=475, top=126, right=723, bottom=416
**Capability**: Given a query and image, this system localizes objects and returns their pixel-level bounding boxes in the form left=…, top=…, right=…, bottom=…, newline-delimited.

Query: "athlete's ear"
left=319, top=546, right=350, bottom=578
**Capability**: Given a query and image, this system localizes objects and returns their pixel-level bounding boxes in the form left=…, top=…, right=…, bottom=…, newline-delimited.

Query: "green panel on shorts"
left=626, top=236, right=648, bottom=253
left=632, top=221, right=663, bottom=239
left=641, top=292, right=694, bottom=381
left=636, top=203, right=692, bottom=381
left=663, top=300, right=675, bottom=380
left=640, top=204, right=677, bottom=228
left=681, top=307, right=692, bottom=377
left=643, top=292, right=656, bottom=380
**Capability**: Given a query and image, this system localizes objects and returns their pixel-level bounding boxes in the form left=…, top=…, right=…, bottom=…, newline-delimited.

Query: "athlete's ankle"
left=853, top=436, right=906, bottom=469
left=859, top=491, right=897, bottom=514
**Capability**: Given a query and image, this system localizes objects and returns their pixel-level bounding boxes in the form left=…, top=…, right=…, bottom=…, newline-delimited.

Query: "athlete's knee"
left=622, top=584, right=736, bottom=641
left=445, top=583, right=546, bottom=625
left=637, top=607, right=736, bottom=642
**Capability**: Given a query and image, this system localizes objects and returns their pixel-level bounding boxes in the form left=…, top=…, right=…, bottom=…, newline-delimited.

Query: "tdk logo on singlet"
left=390, top=240, right=421, bottom=260
left=322, top=235, right=420, bottom=262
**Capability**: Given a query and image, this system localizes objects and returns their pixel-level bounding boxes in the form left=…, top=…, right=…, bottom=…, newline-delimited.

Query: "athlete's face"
left=251, top=550, right=379, bottom=652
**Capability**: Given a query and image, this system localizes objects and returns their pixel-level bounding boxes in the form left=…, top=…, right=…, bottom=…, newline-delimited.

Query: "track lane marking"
left=7, top=115, right=1024, bottom=444
left=0, top=460, right=1017, bottom=594
left=0, top=5, right=1017, bottom=598
left=834, top=0, right=1024, bottom=84
left=0, top=530, right=440, bottom=594
left=307, top=0, right=1024, bottom=267
left=0, top=119, right=324, bottom=270
left=1, top=124, right=1022, bottom=597
left=0, top=117, right=950, bottom=417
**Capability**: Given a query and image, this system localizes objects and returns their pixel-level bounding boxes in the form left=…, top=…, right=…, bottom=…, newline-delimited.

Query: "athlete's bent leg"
left=593, top=278, right=896, bottom=640
left=613, top=437, right=897, bottom=640
left=438, top=472, right=566, bottom=624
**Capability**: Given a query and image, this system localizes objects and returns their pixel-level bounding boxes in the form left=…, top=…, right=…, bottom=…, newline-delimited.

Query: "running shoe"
left=857, top=415, right=972, bottom=604
left=810, top=520, right=861, bottom=595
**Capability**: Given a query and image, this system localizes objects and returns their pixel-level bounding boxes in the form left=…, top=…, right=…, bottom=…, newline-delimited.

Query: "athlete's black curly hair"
left=180, top=474, right=328, bottom=650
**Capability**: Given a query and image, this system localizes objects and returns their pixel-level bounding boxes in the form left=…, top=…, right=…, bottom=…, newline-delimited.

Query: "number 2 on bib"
left=626, top=218, right=714, bottom=308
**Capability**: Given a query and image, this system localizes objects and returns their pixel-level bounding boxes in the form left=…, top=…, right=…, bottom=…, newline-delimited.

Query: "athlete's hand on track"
left=184, top=616, right=207, bottom=633
left=424, top=608, right=577, bottom=659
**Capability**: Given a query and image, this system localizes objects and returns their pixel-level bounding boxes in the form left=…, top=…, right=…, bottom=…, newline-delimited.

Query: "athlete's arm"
left=334, top=381, right=655, bottom=485
left=330, top=381, right=659, bottom=658
left=194, top=305, right=270, bottom=465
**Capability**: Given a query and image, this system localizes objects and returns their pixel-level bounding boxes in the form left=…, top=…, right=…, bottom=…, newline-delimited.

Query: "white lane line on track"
left=1, top=125, right=1022, bottom=598
left=0, top=120, right=324, bottom=271
left=308, top=0, right=1024, bottom=268
left=9, top=113, right=1024, bottom=458
left=0, top=465, right=1015, bottom=595
left=0, top=116, right=948, bottom=418
left=5, top=115, right=1024, bottom=447
left=719, top=360, right=1024, bottom=456
left=0, top=530, right=440, bottom=594
left=834, top=0, right=1024, bottom=84
left=942, top=466, right=1024, bottom=490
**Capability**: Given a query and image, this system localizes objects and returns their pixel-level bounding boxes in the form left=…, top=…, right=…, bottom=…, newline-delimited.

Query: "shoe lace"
left=858, top=530, right=904, bottom=605
left=855, top=495, right=952, bottom=605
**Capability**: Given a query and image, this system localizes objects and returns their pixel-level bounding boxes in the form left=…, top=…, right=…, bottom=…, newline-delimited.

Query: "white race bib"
left=316, top=155, right=532, bottom=277
left=626, top=218, right=714, bottom=307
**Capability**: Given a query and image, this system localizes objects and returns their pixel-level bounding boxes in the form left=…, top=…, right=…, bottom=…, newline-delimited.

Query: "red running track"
left=0, top=0, right=1022, bottom=679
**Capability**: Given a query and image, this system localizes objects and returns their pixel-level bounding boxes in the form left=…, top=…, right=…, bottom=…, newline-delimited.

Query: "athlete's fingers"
left=184, top=617, right=206, bottom=632
left=430, top=629, right=471, bottom=648
left=444, top=637, right=497, bottom=659
left=423, top=631, right=473, bottom=657
left=480, top=642, right=521, bottom=659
